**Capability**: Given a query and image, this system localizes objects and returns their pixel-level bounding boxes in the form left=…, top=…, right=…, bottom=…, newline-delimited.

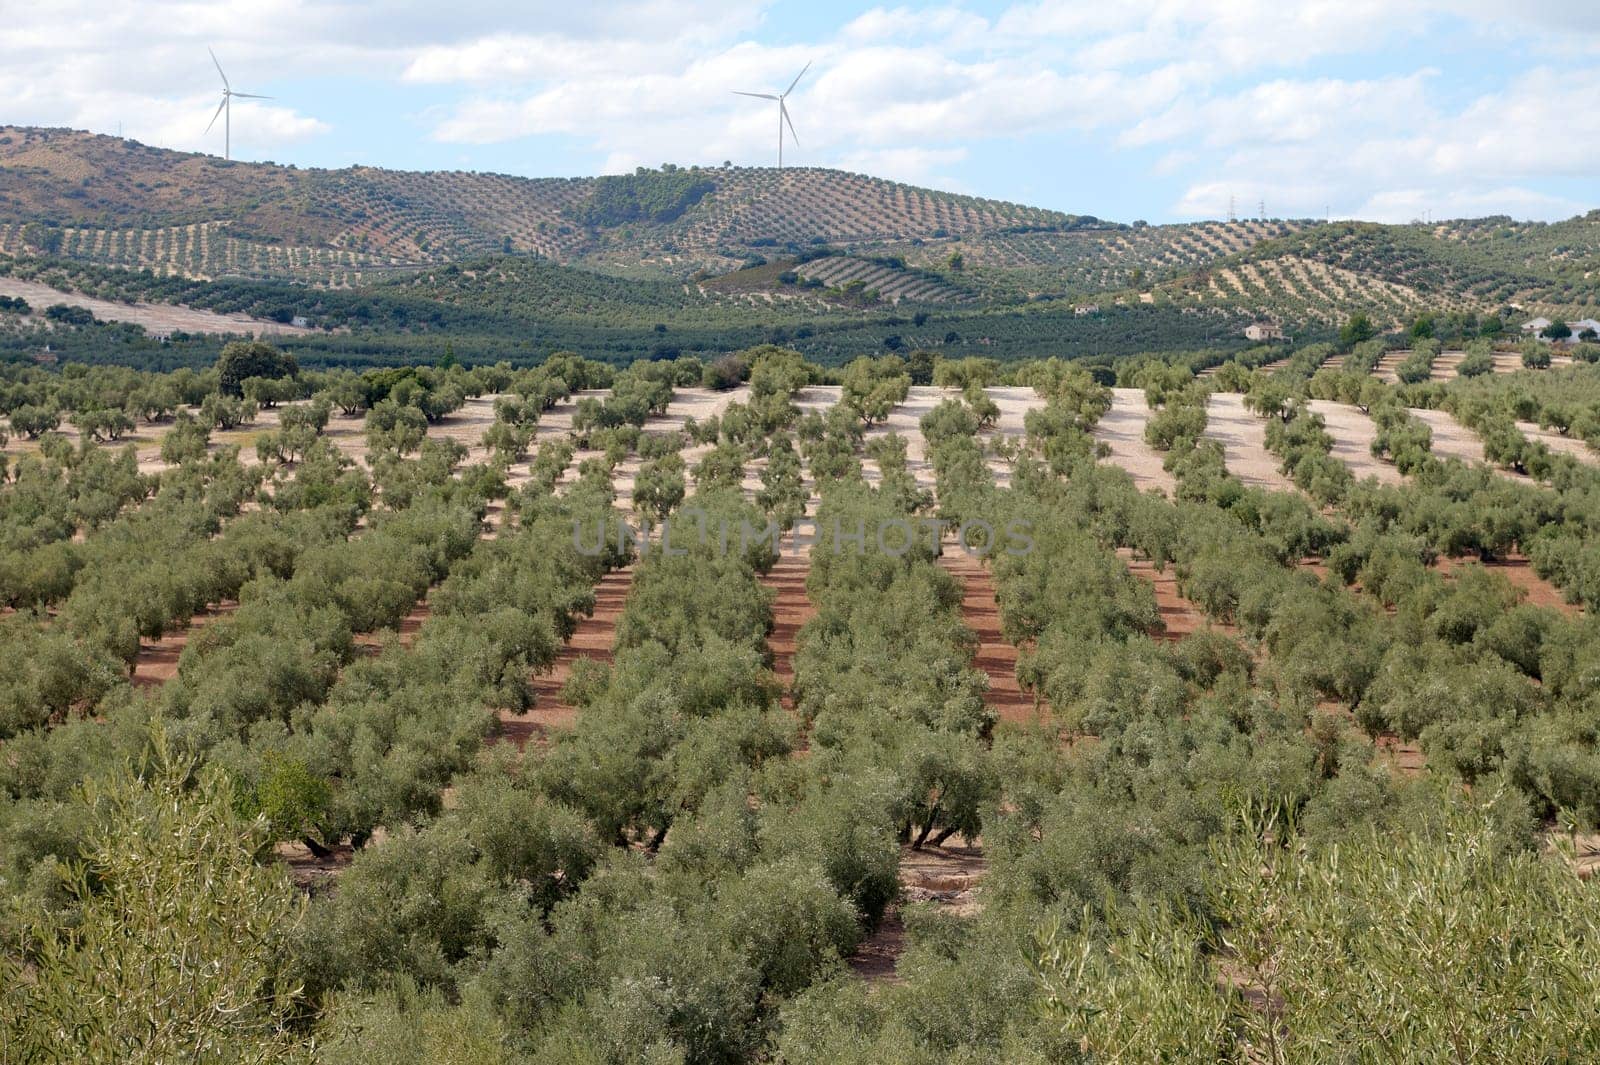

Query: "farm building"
left=1244, top=321, right=1284, bottom=342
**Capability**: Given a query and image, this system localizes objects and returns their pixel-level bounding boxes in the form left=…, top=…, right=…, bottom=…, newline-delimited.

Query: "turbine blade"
left=782, top=100, right=798, bottom=145
left=733, top=91, right=778, bottom=100
left=783, top=61, right=811, bottom=97
left=209, top=46, right=229, bottom=89
left=205, top=96, right=227, bottom=133
left=231, top=92, right=272, bottom=99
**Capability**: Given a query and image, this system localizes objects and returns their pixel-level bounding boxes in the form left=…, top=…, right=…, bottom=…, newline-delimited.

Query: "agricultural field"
left=9, top=124, right=1600, bottom=384
left=9, top=335, right=1600, bottom=1061
left=0, top=128, right=1077, bottom=284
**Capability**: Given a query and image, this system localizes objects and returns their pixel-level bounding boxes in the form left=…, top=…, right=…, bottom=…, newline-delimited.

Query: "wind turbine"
left=734, top=61, right=809, bottom=169
left=205, top=48, right=271, bottom=160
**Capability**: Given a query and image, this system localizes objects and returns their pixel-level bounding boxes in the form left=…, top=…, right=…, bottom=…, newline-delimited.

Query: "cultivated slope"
left=0, top=126, right=1081, bottom=283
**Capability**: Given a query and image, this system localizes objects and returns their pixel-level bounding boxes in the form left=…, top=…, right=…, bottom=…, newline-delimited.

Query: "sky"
left=3, top=1, right=1598, bottom=225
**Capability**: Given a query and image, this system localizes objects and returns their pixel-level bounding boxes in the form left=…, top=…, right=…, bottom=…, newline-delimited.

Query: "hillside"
left=2, top=124, right=1597, bottom=358
left=1160, top=216, right=1600, bottom=326
left=0, top=126, right=1087, bottom=283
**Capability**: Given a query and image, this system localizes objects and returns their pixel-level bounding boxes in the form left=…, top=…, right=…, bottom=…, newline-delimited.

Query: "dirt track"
left=762, top=549, right=814, bottom=712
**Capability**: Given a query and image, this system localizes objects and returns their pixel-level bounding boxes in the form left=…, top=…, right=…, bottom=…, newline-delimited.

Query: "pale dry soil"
left=1304, top=399, right=1404, bottom=485
left=0, top=276, right=314, bottom=337
left=1091, top=388, right=1175, bottom=495
left=1517, top=421, right=1599, bottom=466
left=1204, top=392, right=1297, bottom=492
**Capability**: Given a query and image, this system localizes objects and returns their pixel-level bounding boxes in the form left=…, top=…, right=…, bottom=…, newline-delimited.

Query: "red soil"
left=130, top=600, right=239, bottom=688
left=1377, top=734, right=1427, bottom=775
left=1116, top=548, right=1231, bottom=640
left=937, top=549, right=1039, bottom=726
left=500, top=567, right=633, bottom=749
left=762, top=550, right=815, bottom=710
left=1435, top=554, right=1581, bottom=618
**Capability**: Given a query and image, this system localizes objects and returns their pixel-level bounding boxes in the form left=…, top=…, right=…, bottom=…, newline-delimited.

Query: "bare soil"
left=1435, top=554, right=1580, bottom=617
left=1409, top=407, right=1529, bottom=482
left=1517, top=421, right=1599, bottom=466
left=1117, top=548, right=1229, bottom=640
left=0, top=277, right=315, bottom=338
left=761, top=549, right=815, bottom=711
left=1304, top=399, right=1404, bottom=484
left=984, top=385, right=1041, bottom=488
left=1092, top=388, right=1175, bottom=495
left=501, top=568, right=632, bottom=749
left=937, top=548, right=1038, bottom=726
left=848, top=842, right=986, bottom=984
left=862, top=386, right=940, bottom=491
left=1205, top=393, right=1297, bottom=492
left=130, top=600, right=239, bottom=687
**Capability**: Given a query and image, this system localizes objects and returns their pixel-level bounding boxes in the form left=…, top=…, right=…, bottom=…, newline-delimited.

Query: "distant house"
left=1244, top=321, right=1284, bottom=342
left=1524, top=316, right=1599, bottom=344
left=1073, top=303, right=1100, bottom=316
left=290, top=315, right=310, bottom=329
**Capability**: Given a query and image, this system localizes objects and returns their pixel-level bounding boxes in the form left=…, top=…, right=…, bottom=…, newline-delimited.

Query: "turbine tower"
left=205, top=48, right=271, bottom=160
left=734, top=62, right=809, bottom=169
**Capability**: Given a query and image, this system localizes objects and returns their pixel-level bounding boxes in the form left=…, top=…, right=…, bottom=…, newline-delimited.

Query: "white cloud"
left=835, top=146, right=969, bottom=188
left=1165, top=66, right=1600, bottom=220
left=1356, top=185, right=1587, bottom=223
left=0, top=0, right=764, bottom=157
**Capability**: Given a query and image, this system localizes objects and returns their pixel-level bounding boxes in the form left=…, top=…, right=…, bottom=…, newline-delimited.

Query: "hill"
left=2, top=124, right=1597, bottom=362
left=0, top=126, right=1091, bottom=284
left=1158, top=216, right=1600, bottom=326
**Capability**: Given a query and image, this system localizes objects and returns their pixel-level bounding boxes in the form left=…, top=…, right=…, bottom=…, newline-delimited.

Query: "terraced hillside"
left=1171, top=217, right=1600, bottom=325
left=898, top=218, right=1303, bottom=299
left=790, top=255, right=973, bottom=304
left=1166, top=253, right=1439, bottom=327
left=0, top=127, right=1079, bottom=284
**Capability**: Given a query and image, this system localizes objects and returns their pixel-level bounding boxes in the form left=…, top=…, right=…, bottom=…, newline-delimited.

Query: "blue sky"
left=6, top=1, right=1599, bottom=224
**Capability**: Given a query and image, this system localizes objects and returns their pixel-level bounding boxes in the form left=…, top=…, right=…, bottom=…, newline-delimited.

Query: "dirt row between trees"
left=761, top=549, right=815, bottom=715
left=850, top=548, right=1003, bottom=985
left=1205, top=392, right=1298, bottom=493
left=129, top=600, right=239, bottom=687
left=1115, top=548, right=1228, bottom=640
left=1092, top=388, right=1175, bottom=495
left=1304, top=399, right=1404, bottom=484
left=501, top=567, right=633, bottom=749
left=939, top=549, right=1035, bottom=726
